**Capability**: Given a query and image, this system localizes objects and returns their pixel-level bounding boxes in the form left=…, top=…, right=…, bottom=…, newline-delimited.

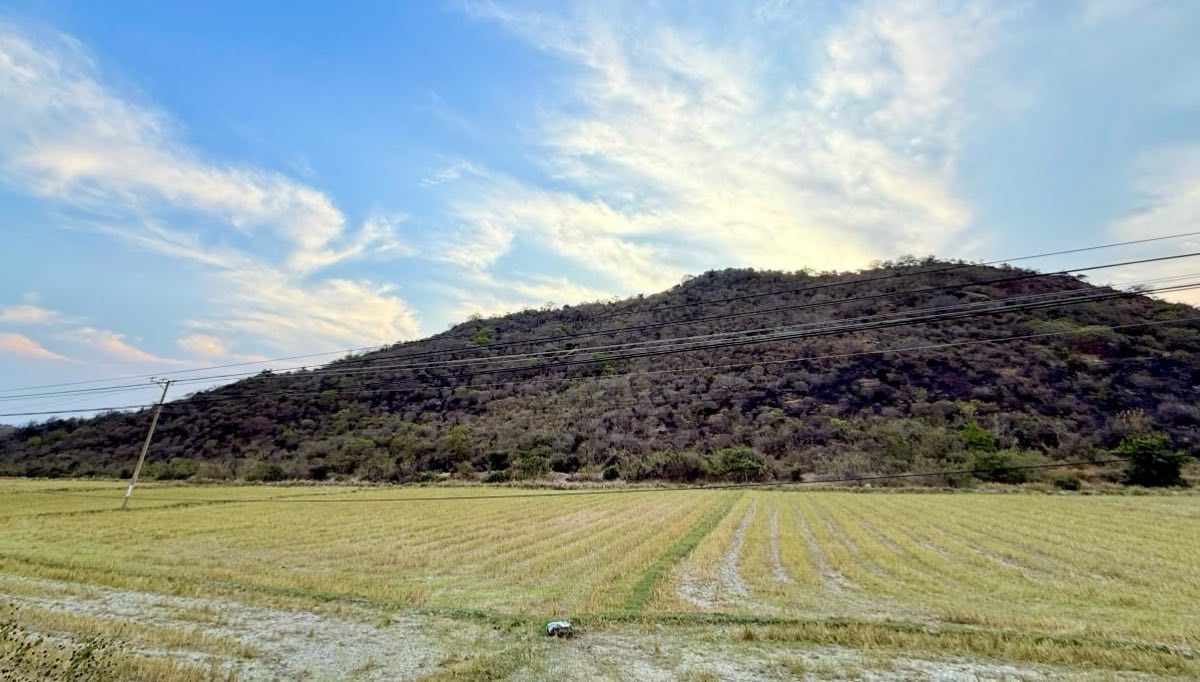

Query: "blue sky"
left=1, top=0, right=1199, bottom=418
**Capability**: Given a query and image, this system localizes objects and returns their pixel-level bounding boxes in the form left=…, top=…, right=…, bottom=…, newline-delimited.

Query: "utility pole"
left=121, top=378, right=172, bottom=510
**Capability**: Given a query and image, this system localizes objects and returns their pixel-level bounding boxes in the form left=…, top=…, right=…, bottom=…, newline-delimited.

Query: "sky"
left=1, top=0, right=1199, bottom=420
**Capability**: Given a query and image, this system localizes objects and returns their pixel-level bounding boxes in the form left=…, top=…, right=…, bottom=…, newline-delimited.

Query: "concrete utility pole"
left=121, top=378, right=172, bottom=510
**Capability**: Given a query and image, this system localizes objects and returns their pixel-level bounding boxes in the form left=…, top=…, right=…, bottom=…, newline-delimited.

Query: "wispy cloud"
left=175, top=333, right=226, bottom=358
left=0, top=332, right=67, bottom=361
left=1109, top=146, right=1200, bottom=305
left=422, top=90, right=479, bottom=137
left=0, top=303, right=68, bottom=326
left=0, top=20, right=421, bottom=355
left=58, top=326, right=176, bottom=364
left=432, top=269, right=615, bottom=322
left=444, top=0, right=1002, bottom=293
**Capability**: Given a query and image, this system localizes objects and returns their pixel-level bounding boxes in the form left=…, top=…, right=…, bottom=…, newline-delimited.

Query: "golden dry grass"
left=0, top=479, right=1197, bottom=676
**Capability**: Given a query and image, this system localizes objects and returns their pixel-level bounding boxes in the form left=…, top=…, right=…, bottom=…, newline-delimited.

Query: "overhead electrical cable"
left=2, top=229, right=1197, bottom=395
left=10, top=257, right=1190, bottom=404
left=6, top=310, right=1193, bottom=419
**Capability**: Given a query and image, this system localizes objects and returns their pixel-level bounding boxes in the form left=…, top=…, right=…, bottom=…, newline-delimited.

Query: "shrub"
left=1048, top=470, right=1083, bottom=491
left=973, top=449, right=1038, bottom=484
left=511, top=453, right=550, bottom=479
left=470, top=327, right=493, bottom=345
left=244, top=460, right=287, bottom=482
left=708, top=446, right=770, bottom=482
left=961, top=420, right=995, bottom=453
left=550, top=452, right=583, bottom=474
left=441, top=425, right=474, bottom=464
left=359, top=453, right=400, bottom=481
left=483, top=468, right=511, bottom=483
left=155, top=457, right=200, bottom=481
left=1117, top=433, right=1187, bottom=487
left=601, top=465, right=620, bottom=481
left=646, top=450, right=706, bottom=482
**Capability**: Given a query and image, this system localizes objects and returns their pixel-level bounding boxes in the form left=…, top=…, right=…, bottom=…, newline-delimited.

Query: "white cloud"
left=1109, top=146, right=1200, bottom=306
left=0, top=22, right=406, bottom=275
left=0, top=303, right=67, bottom=326
left=0, top=21, right=422, bottom=353
left=0, top=332, right=67, bottom=360
left=447, top=0, right=998, bottom=293
left=431, top=270, right=615, bottom=323
left=197, top=266, right=421, bottom=352
left=59, top=326, right=174, bottom=364
left=422, top=90, right=479, bottom=137
left=176, top=333, right=226, bottom=358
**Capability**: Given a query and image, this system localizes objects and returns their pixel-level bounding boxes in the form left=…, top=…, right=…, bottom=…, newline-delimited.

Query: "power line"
left=280, top=281, right=1200, bottom=383
left=200, top=319, right=1200, bottom=417
left=592, top=231, right=1200, bottom=319
left=6, top=264, right=1196, bottom=410
left=28, top=259, right=1190, bottom=398
left=151, top=250, right=1200, bottom=383
left=6, top=311, right=1193, bottom=419
left=2, top=229, right=1197, bottom=395
left=154, top=303, right=1198, bottom=410
left=10, top=281, right=1200, bottom=416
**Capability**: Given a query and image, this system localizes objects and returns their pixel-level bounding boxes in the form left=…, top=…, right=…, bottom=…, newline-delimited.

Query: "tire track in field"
left=677, top=504, right=757, bottom=609
left=720, top=504, right=754, bottom=598
left=624, top=492, right=741, bottom=613
left=813, top=504, right=891, bottom=582
left=769, top=508, right=790, bottom=584
left=793, top=503, right=855, bottom=595
left=902, top=509, right=1060, bottom=582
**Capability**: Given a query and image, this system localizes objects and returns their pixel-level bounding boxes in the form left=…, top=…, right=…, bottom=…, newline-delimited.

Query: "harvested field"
left=1, top=480, right=1197, bottom=679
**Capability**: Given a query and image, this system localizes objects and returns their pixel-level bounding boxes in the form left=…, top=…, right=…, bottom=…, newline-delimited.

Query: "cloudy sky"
left=1, top=0, right=1199, bottom=415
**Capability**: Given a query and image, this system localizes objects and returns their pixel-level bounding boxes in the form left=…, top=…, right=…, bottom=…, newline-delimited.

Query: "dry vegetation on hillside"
left=3, top=261, right=1198, bottom=484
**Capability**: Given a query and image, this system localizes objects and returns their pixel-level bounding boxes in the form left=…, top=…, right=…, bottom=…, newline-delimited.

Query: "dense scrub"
left=2, top=261, right=1198, bottom=482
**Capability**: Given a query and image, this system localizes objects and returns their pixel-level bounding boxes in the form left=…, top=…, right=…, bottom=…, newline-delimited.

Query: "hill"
left=2, top=259, right=1198, bottom=483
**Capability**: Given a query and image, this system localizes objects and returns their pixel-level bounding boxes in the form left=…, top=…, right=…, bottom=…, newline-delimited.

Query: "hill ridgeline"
left=3, top=260, right=1198, bottom=484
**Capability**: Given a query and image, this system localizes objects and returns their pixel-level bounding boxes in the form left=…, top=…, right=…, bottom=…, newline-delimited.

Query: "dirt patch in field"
left=1, top=575, right=482, bottom=680
left=0, top=575, right=1160, bottom=681
left=676, top=504, right=755, bottom=609
left=718, top=504, right=754, bottom=599
left=537, top=626, right=1127, bottom=681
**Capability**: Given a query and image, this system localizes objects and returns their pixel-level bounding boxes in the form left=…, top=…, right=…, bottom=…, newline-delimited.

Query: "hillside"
left=3, top=260, right=1198, bottom=483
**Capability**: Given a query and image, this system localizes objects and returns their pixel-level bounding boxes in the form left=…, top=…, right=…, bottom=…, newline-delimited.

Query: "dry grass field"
left=1, top=479, right=1198, bottom=680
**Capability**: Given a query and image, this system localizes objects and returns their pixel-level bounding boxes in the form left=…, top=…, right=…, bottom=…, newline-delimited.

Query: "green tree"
left=961, top=420, right=995, bottom=453
left=1118, top=433, right=1187, bottom=487
left=511, top=452, right=550, bottom=479
left=244, top=460, right=287, bottom=482
left=708, top=446, right=769, bottom=482
left=442, top=425, right=474, bottom=462
left=973, top=449, right=1037, bottom=484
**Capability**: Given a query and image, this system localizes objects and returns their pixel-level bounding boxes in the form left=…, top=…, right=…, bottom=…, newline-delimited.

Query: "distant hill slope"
left=3, top=260, right=1198, bottom=482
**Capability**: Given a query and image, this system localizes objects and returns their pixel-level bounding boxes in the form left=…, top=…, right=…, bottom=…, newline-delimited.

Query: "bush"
left=550, top=452, right=583, bottom=474
left=1117, top=433, right=1187, bottom=487
left=601, top=465, right=620, bottom=481
left=961, top=420, right=995, bottom=453
left=244, top=460, right=287, bottom=482
left=511, top=453, right=550, bottom=479
left=973, top=449, right=1038, bottom=484
left=645, top=450, right=706, bottom=482
left=155, top=457, right=201, bottom=481
left=1048, top=470, right=1083, bottom=491
left=483, top=468, right=511, bottom=483
left=708, top=446, right=770, bottom=482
